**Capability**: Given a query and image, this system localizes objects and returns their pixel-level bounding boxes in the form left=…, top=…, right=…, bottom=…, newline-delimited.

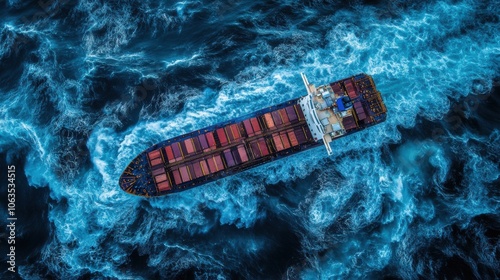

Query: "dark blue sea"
left=1, top=0, right=499, bottom=279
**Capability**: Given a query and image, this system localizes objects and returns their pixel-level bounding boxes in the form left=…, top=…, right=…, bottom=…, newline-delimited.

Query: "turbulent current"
left=1, top=0, right=499, bottom=279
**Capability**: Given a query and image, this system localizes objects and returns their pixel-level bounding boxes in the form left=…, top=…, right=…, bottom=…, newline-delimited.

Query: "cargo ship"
left=119, top=73, right=387, bottom=197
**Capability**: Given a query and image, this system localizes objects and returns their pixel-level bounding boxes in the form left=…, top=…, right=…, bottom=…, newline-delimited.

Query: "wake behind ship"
left=119, top=73, right=387, bottom=197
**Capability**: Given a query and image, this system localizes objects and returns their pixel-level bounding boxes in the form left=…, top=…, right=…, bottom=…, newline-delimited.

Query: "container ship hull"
left=119, top=73, right=387, bottom=197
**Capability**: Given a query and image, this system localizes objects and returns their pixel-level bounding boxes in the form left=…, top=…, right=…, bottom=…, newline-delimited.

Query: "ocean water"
left=0, top=0, right=499, bottom=279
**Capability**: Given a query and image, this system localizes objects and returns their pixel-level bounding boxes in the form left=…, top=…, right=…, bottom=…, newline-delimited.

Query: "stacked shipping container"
left=148, top=104, right=312, bottom=192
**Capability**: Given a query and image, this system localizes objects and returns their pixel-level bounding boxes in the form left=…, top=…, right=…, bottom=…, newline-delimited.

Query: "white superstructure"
left=298, top=73, right=352, bottom=156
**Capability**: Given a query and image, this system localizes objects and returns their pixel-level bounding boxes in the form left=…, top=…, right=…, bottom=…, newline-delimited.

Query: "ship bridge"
left=299, top=73, right=387, bottom=156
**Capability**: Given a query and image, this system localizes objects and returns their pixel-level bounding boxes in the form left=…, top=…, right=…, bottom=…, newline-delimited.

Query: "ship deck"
left=119, top=73, right=387, bottom=197
left=120, top=98, right=319, bottom=196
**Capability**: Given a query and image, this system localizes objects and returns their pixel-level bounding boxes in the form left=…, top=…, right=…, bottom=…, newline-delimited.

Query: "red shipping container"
left=193, top=162, right=204, bottom=178
left=150, top=158, right=162, bottom=167
left=331, top=83, right=342, bottom=94
left=157, top=181, right=171, bottom=191
left=342, top=115, right=357, bottom=130
left=264, top=113, right=275, bottom=129
left=148, top=150, right=160, bottom=160
left=216, top=128, right=228, bottom=146
left=250, top=118, right=262, bottom=133
left=165, top=145, right=175, bottom=163
left=200, top=160, right=209, bottom=175
left=231, top=124, right=241, bottom=140
left=214, top=155, right=225, bottom=170
left=279, top=109, right=290, bottom=124
left=258, top=139, right=269, bottom=156
left=172, top=170, right=182, bottom=185
left=207, top=157, right=217, bottom=173
left=238, top=145, right=249, bottom=162
left=287, top=130, right=299, bottom=146
left=280, top=133, right=291, bottom=149
left=155, top=174, right=167, bottom=183
left=179, top=166, right=190, bottom=182
left=272, top=134, right=284, bottom=151
left=206, top=132, right=217, bottom=148
left=184, top=139, right=195, bottom=154
left=243, top=119, right=254, bottom=137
